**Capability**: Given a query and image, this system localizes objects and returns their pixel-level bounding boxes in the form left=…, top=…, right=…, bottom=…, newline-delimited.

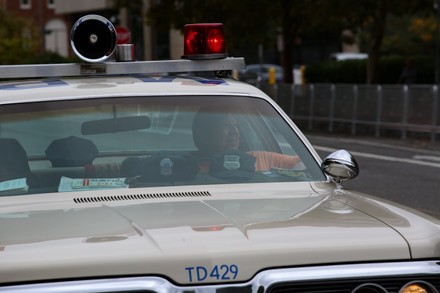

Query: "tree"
left=364, top=0, right=389, bottom=84
left=145, top=1, right=327, bottom=80
left=0, top=11, right=41, bottom=65
left=268, top=0, right=331, bottom=83
left=327, top=0, right=432, bottom=83
left=145, top=0, right=278, bottom=53
left=138, top=1, right=433, bottom=86
left=142, top=0, right=362, bottom=110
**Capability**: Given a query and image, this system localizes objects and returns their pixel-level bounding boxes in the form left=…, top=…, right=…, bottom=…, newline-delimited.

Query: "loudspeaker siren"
left=70, top=14, right=117, bottom=63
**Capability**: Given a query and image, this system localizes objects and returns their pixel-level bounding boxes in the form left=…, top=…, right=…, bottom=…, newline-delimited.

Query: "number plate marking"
left=185, top=264, right=238, bottom=282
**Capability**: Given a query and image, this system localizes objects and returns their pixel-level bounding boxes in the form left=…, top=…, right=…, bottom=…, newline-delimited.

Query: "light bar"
left=183, top=23, right=227, bottom=60
left=0, top=58, right=245, bottom=79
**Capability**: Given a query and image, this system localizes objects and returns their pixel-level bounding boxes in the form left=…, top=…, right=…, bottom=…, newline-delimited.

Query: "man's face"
left=217, top=114, right=240, bottom=151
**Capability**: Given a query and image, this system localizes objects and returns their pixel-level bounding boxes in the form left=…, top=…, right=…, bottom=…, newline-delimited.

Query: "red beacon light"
left=183, top=23, right=227, bottom=60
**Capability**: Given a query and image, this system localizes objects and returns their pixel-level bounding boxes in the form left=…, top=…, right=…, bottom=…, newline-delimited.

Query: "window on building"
left=20, top=0, right=31, bottom=9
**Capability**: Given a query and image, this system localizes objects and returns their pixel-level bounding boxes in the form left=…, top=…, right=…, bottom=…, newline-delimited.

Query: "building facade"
left=0, top=0, right=183, bottom=62
left=1, top=0, right=70, bottom=57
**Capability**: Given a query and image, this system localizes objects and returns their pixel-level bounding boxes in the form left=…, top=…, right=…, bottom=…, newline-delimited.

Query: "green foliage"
left=375, top=55, right=435, bottom=84
left=144, top=0, right=434, bottom=83
left=146, top=0, right=280, bottom=52
left=0, top=11, right=41, bottom=64
left=364, top=13, right=435, bottom=56
left=415, top=57, right=435, bottom=84
left=305, top=55, right=434, bottom=84
left=379, top=55, right=434, bottom=84
left=377, top=56, right=404, bottom=83
left=305, top=60, right=367, bottom=84
left=27, top=52, right=78, bottom=64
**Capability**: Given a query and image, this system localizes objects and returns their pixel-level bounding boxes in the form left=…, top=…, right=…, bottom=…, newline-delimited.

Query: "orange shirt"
left=198, top=151, right=300, bottom=173
left=249, top=151, right=300, bottom=171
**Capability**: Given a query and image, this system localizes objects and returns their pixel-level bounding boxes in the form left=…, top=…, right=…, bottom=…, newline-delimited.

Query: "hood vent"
left=73, top=191, right=212, bottom=204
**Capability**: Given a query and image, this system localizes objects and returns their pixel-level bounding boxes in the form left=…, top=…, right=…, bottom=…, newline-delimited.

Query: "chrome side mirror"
left=321, top=149, right=359, bottom=184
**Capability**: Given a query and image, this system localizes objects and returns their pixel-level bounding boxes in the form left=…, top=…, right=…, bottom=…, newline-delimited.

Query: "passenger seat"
left=0, top=138, right=37, bottom=187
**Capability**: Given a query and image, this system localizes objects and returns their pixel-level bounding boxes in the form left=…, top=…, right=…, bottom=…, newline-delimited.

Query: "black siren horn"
left=70, top=15, right=117, bottom=63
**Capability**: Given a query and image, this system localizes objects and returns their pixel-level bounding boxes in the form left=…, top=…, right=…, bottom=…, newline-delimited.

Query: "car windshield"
left=0, top=95, right=325, bottom=196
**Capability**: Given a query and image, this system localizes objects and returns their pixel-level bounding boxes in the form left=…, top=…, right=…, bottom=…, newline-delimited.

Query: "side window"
left=20, top=0, right=31, bottom=9
left=262, top=117, right=297, bottom=156
left=235, top=112, right=281, bottom=153
left=237, top=117, right=264, bottom=151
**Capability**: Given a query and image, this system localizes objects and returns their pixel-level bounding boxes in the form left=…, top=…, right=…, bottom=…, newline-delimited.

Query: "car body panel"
left=0, top=76, right=263, bottom=103
left=0, top=182, right=420, bottom=285
left=313, top=182, right=440, bottom=258
left=0, top=69, right=439, bottom=292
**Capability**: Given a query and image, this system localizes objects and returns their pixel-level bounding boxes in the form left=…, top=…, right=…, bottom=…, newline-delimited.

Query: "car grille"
left=267, top=276, right=440, bottom=292
left=2, top=261, right=440, bottom=293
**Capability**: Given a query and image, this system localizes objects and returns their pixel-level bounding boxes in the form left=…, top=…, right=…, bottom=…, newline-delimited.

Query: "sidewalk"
left=303, top=131, right=440, bottom=154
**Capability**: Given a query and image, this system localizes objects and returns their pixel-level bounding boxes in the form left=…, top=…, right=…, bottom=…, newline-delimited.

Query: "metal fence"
left=260, top=83, right=440, bottom=142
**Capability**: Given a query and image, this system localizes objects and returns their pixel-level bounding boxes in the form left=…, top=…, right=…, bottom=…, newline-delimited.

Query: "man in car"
left=192, top=107, right=301, bottom=173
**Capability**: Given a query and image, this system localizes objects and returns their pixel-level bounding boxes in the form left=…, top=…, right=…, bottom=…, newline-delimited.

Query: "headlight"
left=400, top=281, right=437, bottom=293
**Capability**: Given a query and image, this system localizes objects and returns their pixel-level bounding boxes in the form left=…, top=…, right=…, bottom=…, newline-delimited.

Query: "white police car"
left=0, top=15, right=439, bottom=293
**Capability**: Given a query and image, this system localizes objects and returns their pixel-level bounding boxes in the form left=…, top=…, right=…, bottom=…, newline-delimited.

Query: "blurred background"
left=1, top=0, right=437, bottom=83
left=2, top=0, right=440, bottom=141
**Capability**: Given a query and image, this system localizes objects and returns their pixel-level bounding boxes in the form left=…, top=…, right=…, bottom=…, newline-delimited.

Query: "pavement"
left=304, top=131, right=440, bottom=220
left=303, top=130, right=440, bottom=153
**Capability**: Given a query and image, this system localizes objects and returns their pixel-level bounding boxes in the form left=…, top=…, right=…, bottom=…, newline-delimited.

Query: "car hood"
left=0, top=182, right=436, bottom=285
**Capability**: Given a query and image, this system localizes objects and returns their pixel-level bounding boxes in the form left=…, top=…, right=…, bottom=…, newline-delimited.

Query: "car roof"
left=0, top=75, right=268, bottom=104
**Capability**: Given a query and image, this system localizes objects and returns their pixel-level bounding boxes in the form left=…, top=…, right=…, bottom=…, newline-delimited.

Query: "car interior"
left=0, top=94, right=325, bottom=195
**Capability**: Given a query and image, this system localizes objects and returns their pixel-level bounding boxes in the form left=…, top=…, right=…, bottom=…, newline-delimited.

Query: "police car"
left=0, top=15, right=439, bottom=293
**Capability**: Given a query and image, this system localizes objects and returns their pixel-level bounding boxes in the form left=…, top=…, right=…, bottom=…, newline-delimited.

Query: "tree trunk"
left=279, top=1, right=296, bottom=113
left=281, top=0, right=295, bottom=83
left=367, top=0, right=388, bottom=84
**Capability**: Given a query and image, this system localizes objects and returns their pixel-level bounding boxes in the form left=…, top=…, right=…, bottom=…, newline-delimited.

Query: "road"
left=305, top=134, right=440, bottom=219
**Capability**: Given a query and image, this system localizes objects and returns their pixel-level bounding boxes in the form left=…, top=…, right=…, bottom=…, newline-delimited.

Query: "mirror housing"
left=81, top=116, right=151, bottom=135
left=321, top=149, right=359, bottom=184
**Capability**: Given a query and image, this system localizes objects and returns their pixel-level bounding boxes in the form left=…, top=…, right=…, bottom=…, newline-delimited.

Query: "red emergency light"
left=183, top=23, right=227, bottom=60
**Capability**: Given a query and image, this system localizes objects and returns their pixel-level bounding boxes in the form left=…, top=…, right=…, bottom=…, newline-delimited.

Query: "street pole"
left=435, top=0, right=440, bottom=85
left=38, top=0, right=45, bottom=54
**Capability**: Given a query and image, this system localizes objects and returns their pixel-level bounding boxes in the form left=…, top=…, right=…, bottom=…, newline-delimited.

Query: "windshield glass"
left=0, top=95, right=325, bottom=195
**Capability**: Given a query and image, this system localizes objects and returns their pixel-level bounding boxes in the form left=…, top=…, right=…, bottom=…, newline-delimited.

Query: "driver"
left=192, top=107, right=300, bottom=172
left=90, top=107, right=301, bottom=179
